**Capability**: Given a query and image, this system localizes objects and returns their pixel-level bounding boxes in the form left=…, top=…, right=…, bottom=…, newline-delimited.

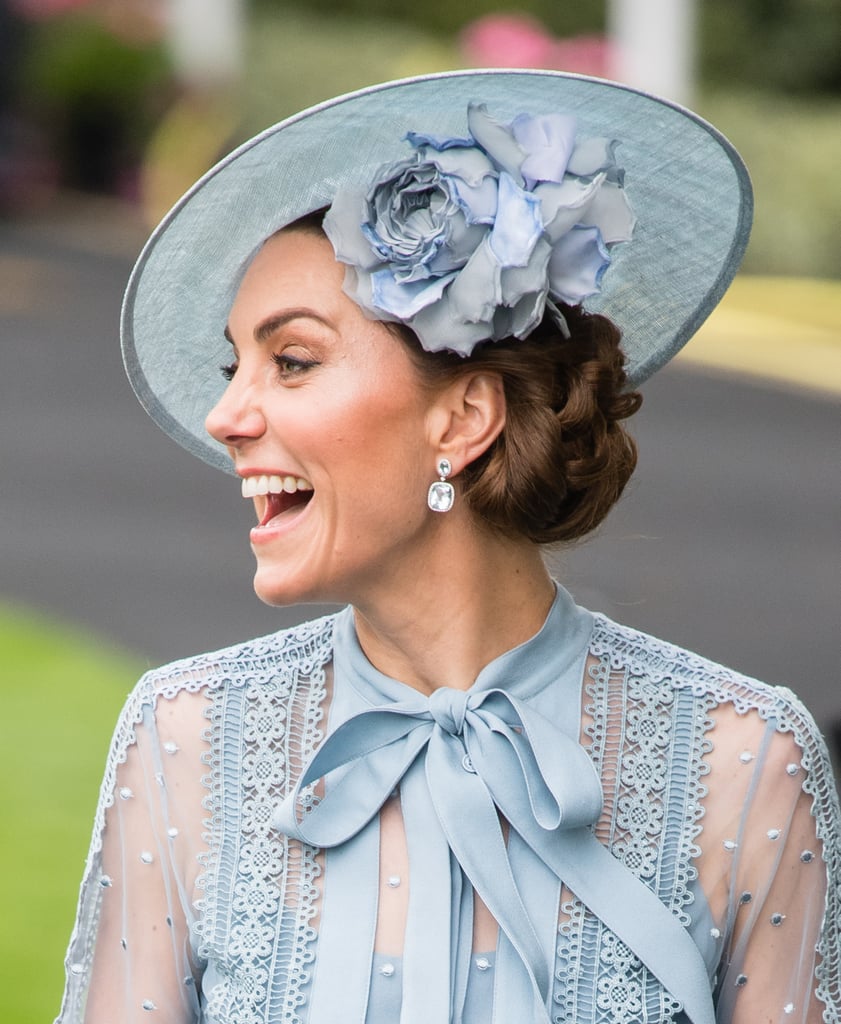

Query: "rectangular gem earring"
left=427, top=458, right=455, bottom=512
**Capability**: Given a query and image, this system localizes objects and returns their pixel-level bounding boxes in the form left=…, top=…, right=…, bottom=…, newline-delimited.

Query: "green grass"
left=0, top=605, right=141, bottom=1023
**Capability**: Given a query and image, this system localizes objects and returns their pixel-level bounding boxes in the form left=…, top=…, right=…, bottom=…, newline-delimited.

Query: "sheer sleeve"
left=55, top=675, right=210, bottom=1023
left=699, top=698, right=840, bottom=1024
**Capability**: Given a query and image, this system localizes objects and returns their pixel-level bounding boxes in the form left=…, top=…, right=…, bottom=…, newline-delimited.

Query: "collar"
left=273, top=584, right=713, bottom=1024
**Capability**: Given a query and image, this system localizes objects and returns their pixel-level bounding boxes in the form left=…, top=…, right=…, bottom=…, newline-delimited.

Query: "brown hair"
left=391, top=310, right=642, bottom=545
left=283, top=210, right=642, bottom=545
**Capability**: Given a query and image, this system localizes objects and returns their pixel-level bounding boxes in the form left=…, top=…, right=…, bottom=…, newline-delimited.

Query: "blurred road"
left=1, top=199, right=838, bottom=769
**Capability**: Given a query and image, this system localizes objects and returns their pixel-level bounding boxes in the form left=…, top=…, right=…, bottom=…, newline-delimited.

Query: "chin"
left=252, top=573, right=310, bottom=609
left=251, top=561, right=340, bottom=609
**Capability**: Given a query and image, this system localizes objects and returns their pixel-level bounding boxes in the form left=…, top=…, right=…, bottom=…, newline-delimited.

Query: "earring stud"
left=427, top=458, right=455, bottom=513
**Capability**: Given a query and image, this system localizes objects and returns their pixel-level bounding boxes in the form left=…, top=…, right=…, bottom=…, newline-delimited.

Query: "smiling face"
left=205, top=228, right=447, bottom=609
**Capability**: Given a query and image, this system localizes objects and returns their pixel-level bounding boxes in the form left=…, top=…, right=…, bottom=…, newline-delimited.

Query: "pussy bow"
left=274, top=595, right=714, bottom=1024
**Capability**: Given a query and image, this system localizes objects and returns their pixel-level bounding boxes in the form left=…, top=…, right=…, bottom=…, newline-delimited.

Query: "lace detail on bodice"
left=56, top=605, right=840, bottom=1024
left=587, top=614, right=840, bottom=1022
left=552, top=618, right=711, bottom=1023
left=194, top=616, right=332, bottom=1021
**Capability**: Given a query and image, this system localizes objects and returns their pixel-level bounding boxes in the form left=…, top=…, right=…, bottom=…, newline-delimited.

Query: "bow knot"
left=428, top=686, right=469, bottom=735
left=271, top=597, right=715, bottom=1024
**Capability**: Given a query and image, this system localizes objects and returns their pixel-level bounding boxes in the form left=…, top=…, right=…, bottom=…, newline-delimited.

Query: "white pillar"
left=607, top=0, right=696, bottom=107
left=166, top=0, right=244, bottom=89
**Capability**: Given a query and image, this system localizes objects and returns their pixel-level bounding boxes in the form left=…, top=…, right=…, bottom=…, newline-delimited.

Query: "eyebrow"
left=224, top=308, right=336, bottom=346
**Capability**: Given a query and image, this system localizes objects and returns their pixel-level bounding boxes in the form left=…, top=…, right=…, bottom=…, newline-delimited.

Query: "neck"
left=351, top=526, right=555, bottom=695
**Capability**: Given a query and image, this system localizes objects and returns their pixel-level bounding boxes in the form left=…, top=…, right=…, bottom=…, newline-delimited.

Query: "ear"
left=427, top=371, right=506, bottom=474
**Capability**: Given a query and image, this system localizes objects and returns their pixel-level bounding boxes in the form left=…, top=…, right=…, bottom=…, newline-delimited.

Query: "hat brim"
left=122, top=69, right=753, bottom=474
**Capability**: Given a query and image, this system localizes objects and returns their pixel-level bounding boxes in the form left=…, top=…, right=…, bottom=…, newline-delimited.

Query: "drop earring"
left=427, top=458, right=454, bottom=513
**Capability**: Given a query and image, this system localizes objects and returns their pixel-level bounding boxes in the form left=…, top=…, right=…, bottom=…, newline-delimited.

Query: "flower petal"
left=489, top=172, right=543, bottom=268
left=451, top=175, right=498, bottom=225
left=511, top=112, right=577, bottom=188
left=429, top=219, right=488, bottom=273
left=369, top=266, right=454, bottom=319
left=499, top=238, right=552, bottom=339
left=341, top=266, right=398, bottom=323
left=323, top=190, right=381, bottom=270
left=420, top=145, right=496, bottom=187
left=405, top=129, right=473, bottom=151
left=578, top=182, right=637, bottom=244
left=467, top=102, right=525, bottom=184
left=500, top=236, right=551, bottom=308
left=567, top=137, right=617, bottom=177
left=547, top=226, right=610, bottom=304
left=447, top=235, right=502, bottom=324
left=533, top=174, right=605, bottom=242
left=506, top=288, right=547, bottom=339
left=408, top=295, right=492, bottom=356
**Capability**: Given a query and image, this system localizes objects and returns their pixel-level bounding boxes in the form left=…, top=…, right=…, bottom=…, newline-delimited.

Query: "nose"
left=205, top=376, right=267, bottom=450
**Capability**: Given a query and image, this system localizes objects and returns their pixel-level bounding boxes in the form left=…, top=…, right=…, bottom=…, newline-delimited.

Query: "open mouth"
left=259, top=488, right=312, bottom=526
left=241, top=474, right=314, bottom=528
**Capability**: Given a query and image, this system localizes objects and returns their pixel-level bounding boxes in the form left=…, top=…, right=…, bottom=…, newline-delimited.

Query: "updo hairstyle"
left=285, top=211, right=642, bottom=546
left=393, top=309, right=642, bottom=545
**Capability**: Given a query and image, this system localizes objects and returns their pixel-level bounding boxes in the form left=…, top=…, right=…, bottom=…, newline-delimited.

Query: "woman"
left=57, top=71, right=838, bottom=1024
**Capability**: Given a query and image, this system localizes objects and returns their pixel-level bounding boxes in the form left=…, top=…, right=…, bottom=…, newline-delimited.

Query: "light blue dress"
left=56, top=586, right=840, bottom=1023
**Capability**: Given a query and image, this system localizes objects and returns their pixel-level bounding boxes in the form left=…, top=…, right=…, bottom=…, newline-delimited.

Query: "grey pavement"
left=1, top=201, right=838, bottom=773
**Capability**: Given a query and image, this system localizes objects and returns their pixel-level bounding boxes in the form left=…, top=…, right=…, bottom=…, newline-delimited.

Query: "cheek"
left=321, top=368, right=430, bottom=470
left=327, top=405, right=431, bottom=524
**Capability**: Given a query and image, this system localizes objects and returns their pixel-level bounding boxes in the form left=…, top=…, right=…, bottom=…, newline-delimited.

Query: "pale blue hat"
left=122, top=69, right=753, bottom=474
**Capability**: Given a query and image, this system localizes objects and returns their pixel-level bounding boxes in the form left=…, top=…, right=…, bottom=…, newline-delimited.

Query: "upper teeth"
left=241, top=474, right=313, bottom=498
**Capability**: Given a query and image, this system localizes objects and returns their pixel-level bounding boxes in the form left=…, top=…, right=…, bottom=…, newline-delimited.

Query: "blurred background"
left=1, top=1, right=839, bottom=1020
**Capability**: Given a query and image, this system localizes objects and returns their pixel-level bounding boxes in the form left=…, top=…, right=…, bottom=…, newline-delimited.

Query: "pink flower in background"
left=461, top=13, right=613, bottom=78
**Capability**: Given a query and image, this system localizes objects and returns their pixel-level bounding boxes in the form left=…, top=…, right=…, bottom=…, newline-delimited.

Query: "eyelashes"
left=218, top=354, right=320, bottom=382
left=272, top=353, right=320, bottom=376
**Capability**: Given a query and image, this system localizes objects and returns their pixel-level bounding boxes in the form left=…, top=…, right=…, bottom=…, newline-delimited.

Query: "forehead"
left=228, top=230, right=348, bottom=327
left=239, top=229, right=341, bottom=293
left=226, top=229, right=420, bottom=379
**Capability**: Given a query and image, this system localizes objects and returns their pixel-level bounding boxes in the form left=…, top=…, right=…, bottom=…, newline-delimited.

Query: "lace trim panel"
left=553, top=637, right=704, bottom=1023
left=195, top=615, right=333, bottom=1023
left=587, top=615, right=840, bottom=1024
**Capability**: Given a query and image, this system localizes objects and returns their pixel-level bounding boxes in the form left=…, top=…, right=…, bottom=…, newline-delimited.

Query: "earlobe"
left=431, top=371, right=506, bottom=473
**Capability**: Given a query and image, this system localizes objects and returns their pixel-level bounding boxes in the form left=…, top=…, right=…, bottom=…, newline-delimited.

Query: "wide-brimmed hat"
left=122, top=69, right=752, bottom=474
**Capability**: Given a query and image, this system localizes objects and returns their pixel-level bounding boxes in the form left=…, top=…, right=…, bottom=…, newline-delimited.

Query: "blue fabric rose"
left=323, top=103, right=635, bottom=356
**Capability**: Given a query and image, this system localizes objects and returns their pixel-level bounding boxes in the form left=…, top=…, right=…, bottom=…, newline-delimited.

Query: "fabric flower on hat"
left=323, top=102, right=636, bottom=356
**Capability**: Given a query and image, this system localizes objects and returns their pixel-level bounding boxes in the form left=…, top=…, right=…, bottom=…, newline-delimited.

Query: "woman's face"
left=205, top=228, right=445, bottom=608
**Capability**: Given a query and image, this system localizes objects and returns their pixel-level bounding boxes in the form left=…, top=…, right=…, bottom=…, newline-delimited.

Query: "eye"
left=220, top=361, right=238, bottom=381
left=272, top=352, right=320, bottom=377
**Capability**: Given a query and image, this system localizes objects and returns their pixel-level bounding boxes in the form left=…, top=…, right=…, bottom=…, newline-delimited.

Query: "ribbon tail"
left=493, top=829, right=561, bottom=1024
left=399, top=758, right=453, bottom=1024
left=274, top=725, right=430, bottom=846
left=426, top=731, right=553, bottom=1024
left=528, top=825, right=716, bottom=1024
left=307, top=815, right=380, bottom=1024
left=473, top=724, right=713, bottom=1024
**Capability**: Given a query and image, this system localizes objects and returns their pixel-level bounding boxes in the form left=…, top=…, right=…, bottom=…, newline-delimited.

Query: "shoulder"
left=114, top=612, right=339, bottom=732
left=588, top=612, right=831, bottom=768
left=96, top=613, right=339, bottom=786
left=590, top=612, right=815, bottom=722
left=589, top=612, right=840, bottom=854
